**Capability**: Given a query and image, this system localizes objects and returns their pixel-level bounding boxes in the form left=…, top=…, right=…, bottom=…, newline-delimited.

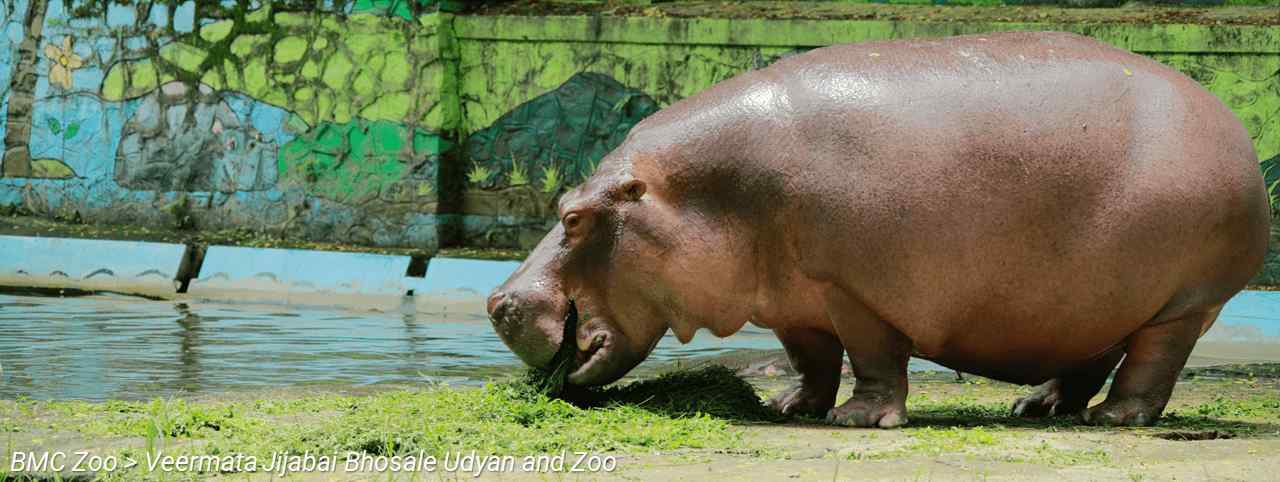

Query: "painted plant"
left=43, top=35, right=80, bottom=90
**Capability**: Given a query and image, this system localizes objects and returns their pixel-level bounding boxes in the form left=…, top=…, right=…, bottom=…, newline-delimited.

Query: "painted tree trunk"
left=2, top=0, right=50, bottom=178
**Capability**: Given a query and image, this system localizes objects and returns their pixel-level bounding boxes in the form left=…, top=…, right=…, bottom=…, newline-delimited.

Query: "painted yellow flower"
left=44, top=37, right=83, bottom=90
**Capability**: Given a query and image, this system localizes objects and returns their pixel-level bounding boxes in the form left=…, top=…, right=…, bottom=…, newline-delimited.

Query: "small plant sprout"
left=580, top=156, right=601, bottom=180
left=541, top=164, right=562, bottom=193
left=467, top=163, right=494, bottom=185
left=509, top=157, right=529, bottom=186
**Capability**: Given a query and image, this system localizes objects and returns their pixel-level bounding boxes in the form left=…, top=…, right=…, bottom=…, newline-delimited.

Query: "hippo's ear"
left=619, top=179, right=646, bottom=202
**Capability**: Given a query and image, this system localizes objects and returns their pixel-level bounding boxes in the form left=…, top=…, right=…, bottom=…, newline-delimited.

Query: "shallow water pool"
left=0, top=290, right=1276, bottom=401
left=0, top=293, right=784, bottom=401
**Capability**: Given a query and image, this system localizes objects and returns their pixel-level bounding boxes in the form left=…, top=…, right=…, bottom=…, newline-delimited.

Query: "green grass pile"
left=515, top=364, right=784, bottom=423
left=518, top=301, right=782, bottom=422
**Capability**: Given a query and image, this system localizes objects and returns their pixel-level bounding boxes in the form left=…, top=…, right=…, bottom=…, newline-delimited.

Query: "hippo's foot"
left=769, top=384, right=836, bottom=417
left=826, top=393, right=907, bottom=428
left=1081, top=398, right=1161, bottom=426
left=1011, top=380, right=1086, bottom=417
left=770, top=326, right=844, bottom=418
left=1012, top=350, right=1124, bottom=418
left=823, top=289, right=912, bottom=428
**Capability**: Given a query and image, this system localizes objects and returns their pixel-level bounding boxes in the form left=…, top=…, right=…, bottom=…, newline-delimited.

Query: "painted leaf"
left=1263, top=155, right=1279, bottom=208
left=47, top=117, right=62, bottom=135
left=285, top=113, right=311, bottom=134
left=62, top=122, right=79, bottom=140
left=31, top=159, right=76, bottom=179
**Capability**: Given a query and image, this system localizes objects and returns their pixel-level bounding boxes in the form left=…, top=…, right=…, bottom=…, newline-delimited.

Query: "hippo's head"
left=487, top=156, right=741, bottom=386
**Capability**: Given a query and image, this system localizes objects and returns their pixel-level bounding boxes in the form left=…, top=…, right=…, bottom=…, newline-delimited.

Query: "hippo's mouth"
left=554, top=299, right=620, bottom=385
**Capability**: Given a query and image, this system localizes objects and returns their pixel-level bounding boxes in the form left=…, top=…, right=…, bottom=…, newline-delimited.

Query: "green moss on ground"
left=3, top=367, right=1279, bottom=479
left=1, top=377, right=746, bottom=480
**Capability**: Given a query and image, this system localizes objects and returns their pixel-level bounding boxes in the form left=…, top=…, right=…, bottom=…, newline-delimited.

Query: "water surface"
left=0, top=293, right=780, bottom=400
left=0, top=291, right=1275, bottom=401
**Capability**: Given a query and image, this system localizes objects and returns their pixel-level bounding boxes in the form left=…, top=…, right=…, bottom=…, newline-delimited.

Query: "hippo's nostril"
left=486, top=292, right=506, bottom=317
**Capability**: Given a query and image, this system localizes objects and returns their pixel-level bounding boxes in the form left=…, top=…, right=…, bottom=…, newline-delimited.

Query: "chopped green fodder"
left=523, top=301, right=583, bottom=397
left=514, top=365, right=784, bottom=423
left=518, top=302, right=781, bottom=422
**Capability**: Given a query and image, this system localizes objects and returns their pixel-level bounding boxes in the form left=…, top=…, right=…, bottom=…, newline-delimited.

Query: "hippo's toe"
left=768, top=384, right=836, bottom=418
left=826, top=396, right=908, bottom=428
left=1012, top=392, right=1057, bottom=418
left=1011, top=380, right=1089, bottom=418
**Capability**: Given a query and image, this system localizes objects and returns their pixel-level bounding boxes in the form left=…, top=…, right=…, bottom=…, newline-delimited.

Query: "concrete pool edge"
left=0, top=234, right=1273, bottom=329
left=0, top=234, right=522, bottom=312
left=0, top=235, right=191, bottom=299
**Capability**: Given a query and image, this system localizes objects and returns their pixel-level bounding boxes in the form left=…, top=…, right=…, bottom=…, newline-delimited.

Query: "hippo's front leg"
left=767, top=326, right=844, bottom=417
left=824, top=289, right=912, bottom=428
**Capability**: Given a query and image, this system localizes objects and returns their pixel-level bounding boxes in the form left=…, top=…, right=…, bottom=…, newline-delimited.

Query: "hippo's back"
left=741, top=32, right=1271, bottom=383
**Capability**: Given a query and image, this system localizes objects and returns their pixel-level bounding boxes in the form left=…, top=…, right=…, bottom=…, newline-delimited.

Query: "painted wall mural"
left=452, top=72, right=660, bottom=247
left=114, top=81, right=279, bottom=192
left=0, top=0, right=451, bottom=249
left=1, top=6, right=1277, bottom=258
left=451, top=16, right=1280, bottom=255
left=1154, top=53, right=1280, bottom=166
left=465, top=72, right=658, bottom=193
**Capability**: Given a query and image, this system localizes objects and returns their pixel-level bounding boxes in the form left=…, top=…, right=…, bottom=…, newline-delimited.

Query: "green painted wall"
left=103, top=10, right=458, bottom=136
left=450, top=16, right=1279, bottom=256
left=454, top=16, right=1280, bottom=160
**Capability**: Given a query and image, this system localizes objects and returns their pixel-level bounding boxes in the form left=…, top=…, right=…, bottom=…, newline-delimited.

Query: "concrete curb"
left=0, top=235, right=190, bottom=299
left=407, top=258, right=521, bottom=316
left=0, top=235, right=522, bottom=313
left=188, top=246, right=413, bottom=311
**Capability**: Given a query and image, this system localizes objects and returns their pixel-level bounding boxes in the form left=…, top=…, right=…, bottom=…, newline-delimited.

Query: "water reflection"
left=0, top=293, right=782, bottom=401
left=1, top=291, right=1276, bottom=401
left=174, top=303, right=202, bottom=392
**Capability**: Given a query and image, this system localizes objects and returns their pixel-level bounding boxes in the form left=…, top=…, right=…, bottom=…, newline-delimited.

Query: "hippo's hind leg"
left=824, top=288, right=912, bottom=428
left=1012, top=349, right=1124, bottom=418
left=1082, top=309, right=1220, bottom=426
left=767, top=326, right=844, bottom=417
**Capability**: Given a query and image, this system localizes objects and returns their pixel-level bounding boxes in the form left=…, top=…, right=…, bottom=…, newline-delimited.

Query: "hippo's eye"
left=562, top=210, right=592, bottom=243
left=563, top=212, right=581, bottom=229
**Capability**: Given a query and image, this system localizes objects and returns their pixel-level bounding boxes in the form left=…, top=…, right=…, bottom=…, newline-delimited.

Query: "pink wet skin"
left=486, top=31, right=1272, bottom=428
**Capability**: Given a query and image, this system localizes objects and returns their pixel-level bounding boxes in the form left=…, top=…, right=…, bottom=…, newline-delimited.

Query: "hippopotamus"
left=486, top=31, right=1272, bottom=427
